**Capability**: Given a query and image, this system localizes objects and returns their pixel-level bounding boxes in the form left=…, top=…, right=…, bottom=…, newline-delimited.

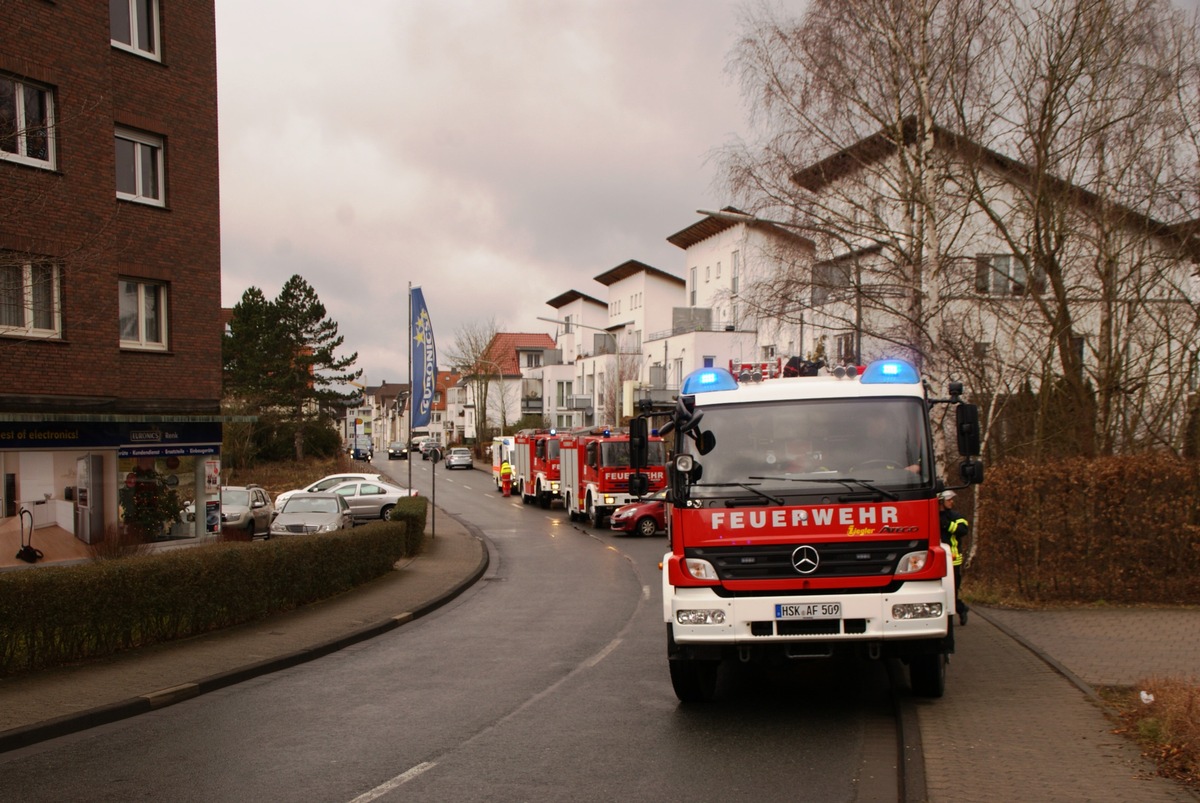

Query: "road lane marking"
left=348, top=761, right=436, bottom=802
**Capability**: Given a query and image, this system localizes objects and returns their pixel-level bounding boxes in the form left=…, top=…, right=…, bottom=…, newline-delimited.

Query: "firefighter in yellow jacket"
left=500, top=460, right=513, bottom=497
left=939, top=490, right=970, bottom=625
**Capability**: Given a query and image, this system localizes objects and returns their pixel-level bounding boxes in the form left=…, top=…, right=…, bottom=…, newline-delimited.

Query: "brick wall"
left=0, top=2, right=222, bottom=414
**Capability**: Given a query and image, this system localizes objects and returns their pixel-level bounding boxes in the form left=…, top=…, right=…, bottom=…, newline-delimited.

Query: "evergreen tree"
left=223, top=275, right=360, bottom=459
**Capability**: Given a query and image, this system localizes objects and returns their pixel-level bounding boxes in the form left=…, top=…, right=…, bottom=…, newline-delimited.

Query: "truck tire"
left=669, top=658, right=720, bottom=703
left=587, top=498, right=606, bottom=529
left=909, top=652, right=946, bottom=698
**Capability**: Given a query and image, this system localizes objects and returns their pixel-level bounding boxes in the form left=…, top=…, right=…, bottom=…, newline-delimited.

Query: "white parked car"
left=275, top=473, right=385, bottom=509
left=328, top=480, right=419, bottom=522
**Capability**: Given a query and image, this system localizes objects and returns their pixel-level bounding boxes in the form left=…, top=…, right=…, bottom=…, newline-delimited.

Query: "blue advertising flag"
left=411, top=288, right=437, bottom=428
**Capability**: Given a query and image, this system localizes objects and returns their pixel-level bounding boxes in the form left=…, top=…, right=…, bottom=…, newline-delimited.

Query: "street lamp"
left=536, top=316, right=618, bottom=356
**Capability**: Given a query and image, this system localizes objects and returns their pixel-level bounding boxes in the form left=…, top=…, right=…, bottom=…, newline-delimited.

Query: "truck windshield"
left=685, top=397, right=932, bottom=498
left=601, top=441, right=666, bottom=467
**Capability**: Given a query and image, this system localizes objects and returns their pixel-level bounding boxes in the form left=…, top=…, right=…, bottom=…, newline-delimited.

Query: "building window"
left=761, top=345, right=777, bottom=360
left=706, top=266, right=711, bottom=282
left=119, top=278, right=167, bottom=350
left=523, top=351, right=542, bottom=368
left=690, top=267, right=697, bottom=305
left=1, top=260, right=60, bottom=338
left=110, top=0, right=160, bottom=60
left=716, top=261, right=721, bottom=279
left=115, top=128, right=165, bottom=205
left=975, top=254, right=1044, bottom=296
left=731, top=251, right=740, bottom=294
left=1, top=76, right=54, bottom=169
left=812, top=260, right=853, bottom=306
left=556, top=381, right=573, bottom=407
left=835, top=333, right=857, bottom=364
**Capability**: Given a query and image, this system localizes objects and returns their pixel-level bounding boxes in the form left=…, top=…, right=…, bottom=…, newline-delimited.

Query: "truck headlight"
left=677, top=609, right=726, bottom=625
left=684, top=558, right=719, bottom=580
left=891, top=603, right=943, bottom=619
left=895, top=551, right=929, bottom=575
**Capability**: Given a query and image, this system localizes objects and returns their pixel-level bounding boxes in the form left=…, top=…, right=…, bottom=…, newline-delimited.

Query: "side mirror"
left=960, top=459, right=984, bottom=485
left=629, top=417, right=648, bottom=470
left=668, top=453, right=694, bottom=503
left=695, top=430, right=716, bottom=455
left=956, top=404, right=982, bottom=457
left=628, top=472, right=649, bottom=497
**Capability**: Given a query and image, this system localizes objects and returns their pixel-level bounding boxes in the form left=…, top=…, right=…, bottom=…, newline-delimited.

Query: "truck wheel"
left=587, top=499, right=605, bottom=528
left=538, top=489, right=551, bottom=509
left=669, top=658, right=720, bottom=703
left=909, top=652, right=946, bottom=698
left=635, top=516, right=658, bottom=537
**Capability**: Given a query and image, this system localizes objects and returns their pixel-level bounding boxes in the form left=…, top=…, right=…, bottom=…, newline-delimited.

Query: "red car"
left=609, top=490, right=667, bottom=537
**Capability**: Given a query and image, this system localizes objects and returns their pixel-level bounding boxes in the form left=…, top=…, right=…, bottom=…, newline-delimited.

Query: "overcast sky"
left=214, top=1, right=785, bottom=385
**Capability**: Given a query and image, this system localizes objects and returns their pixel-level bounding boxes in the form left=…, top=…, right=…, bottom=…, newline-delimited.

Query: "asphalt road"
left=1, top=457, right=900, bottom=802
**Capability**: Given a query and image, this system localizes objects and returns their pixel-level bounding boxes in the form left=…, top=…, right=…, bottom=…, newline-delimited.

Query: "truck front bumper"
left=666, top=580, right=951, bottom=646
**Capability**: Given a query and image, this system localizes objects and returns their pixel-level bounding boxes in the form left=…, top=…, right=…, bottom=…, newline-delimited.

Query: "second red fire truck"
left=559, top=427, right=668, bottom=527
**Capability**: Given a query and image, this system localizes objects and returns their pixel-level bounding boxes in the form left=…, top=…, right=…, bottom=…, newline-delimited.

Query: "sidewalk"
left=2, top=520, right=1198, bottom=801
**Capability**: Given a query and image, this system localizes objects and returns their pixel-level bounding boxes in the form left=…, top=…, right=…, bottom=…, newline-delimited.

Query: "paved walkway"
left=1, top=517, right=1197, bottom=801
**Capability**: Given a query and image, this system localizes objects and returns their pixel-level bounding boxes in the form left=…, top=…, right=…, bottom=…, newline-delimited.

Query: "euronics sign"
left=0, top=421, right=222, bottom=453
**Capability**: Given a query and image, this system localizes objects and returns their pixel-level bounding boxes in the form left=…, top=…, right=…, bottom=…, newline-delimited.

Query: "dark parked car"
left=609, top=489, right=667, bottom=537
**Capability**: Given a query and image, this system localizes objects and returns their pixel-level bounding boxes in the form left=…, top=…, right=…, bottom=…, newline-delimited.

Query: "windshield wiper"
left=749, top=475, right=899, bottom=501
left=692, top=482, right=785, bottom=506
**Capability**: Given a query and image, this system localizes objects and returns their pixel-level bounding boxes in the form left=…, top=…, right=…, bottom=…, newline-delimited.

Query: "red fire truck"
left=560, top=427, right=668, bottom=527
left=659, top=359, right=983, bottom=702
left=512, top=429, right=562, bottom=508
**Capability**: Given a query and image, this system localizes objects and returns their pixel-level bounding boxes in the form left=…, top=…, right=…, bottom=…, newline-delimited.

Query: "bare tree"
left=443, top=318, right=502, bottom=440
left=726, top=0, right=1003, bottom=368
left=724, top=0, right=1200, bottom=456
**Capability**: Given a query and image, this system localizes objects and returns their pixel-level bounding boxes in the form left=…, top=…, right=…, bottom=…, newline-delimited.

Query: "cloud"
left=216, top=0, right=753, bottom=383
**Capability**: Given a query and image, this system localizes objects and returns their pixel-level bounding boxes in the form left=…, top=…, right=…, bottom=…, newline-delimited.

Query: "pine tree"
left=223, top=275, right=361, bottom=459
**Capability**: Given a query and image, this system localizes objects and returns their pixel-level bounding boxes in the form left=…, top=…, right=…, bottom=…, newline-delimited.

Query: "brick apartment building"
left=1, top=2, right=223, bottom=545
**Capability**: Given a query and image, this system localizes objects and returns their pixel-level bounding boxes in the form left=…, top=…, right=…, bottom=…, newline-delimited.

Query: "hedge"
left=0, top=497, right=428, bottom=677
left=969, top=454, right=1200, bottom=604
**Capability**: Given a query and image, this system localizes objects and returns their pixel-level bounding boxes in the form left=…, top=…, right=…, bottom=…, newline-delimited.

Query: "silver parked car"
left=445, top=447, right=474, bottom=470
left=184, top=484, right=274, bottom=538
left=269, top=492, right=354, bottom=536
left=328, top=480, right=419, bottom=521
left=275, top=473, right=385, bottom=508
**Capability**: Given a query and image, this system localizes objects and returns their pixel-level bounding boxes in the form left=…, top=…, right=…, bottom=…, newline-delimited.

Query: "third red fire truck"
left=559, top=427, right=668, bottom=527
left=512, top=429, right=562, bottom=508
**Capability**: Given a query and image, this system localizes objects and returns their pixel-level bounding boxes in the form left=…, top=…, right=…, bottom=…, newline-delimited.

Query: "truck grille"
left=689, top=539, right=925, bottom=581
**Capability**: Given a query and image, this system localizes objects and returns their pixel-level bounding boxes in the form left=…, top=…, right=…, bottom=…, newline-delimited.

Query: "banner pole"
left=407, top=281, right=413, bottom=494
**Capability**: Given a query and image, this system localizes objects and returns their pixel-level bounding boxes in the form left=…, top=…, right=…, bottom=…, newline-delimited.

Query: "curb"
left=0, top=522, right=490, bottom=754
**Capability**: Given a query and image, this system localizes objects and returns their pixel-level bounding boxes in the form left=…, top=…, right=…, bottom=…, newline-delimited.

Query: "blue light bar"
left=681, top=367, right=739, bottom=395
left=859, top=359, right=920, bottom=385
